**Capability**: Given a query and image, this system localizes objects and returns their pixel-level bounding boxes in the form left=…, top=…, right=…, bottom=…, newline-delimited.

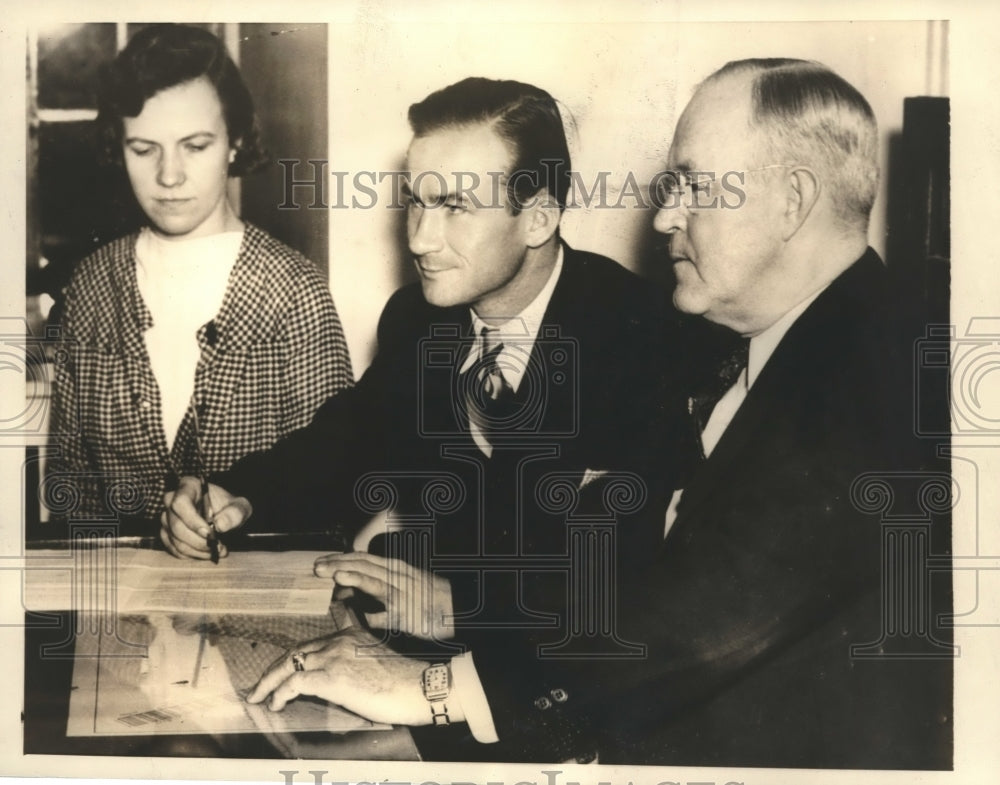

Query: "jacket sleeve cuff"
left=451, top=651, right=499, bottom=743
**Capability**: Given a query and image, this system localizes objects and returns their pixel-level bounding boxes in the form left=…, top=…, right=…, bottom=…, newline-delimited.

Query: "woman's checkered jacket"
left=45, top=223, right=353, bottom=529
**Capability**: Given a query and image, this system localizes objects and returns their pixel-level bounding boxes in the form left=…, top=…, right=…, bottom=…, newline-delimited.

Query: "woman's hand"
left=160, top=476, right=251, bottom=559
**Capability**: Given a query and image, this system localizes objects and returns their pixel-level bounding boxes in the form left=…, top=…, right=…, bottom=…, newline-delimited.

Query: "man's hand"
left=314, top=552, right=455, bottom=641
left=160, top=476, right=251, bottom=559
left=246, top=627, right=456, bottom=726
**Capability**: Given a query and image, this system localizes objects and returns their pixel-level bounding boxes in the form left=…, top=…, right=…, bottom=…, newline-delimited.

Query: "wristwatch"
left=421, top=663, right=452, bottom=726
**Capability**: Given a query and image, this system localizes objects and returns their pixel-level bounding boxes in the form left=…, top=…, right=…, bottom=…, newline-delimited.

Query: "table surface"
left=21, top=542, right=420, bottom=760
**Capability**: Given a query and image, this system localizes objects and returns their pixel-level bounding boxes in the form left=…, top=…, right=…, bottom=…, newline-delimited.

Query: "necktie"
left=467, top=327, right=518, bottom=440
left=688, top=337, right=750, bottom=449
left=667, top=336, right=750, bottom=535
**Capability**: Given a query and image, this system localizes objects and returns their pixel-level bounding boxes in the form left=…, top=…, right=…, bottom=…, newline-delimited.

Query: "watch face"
left=424, top=669, right=447, bottom=690
left=423, top=664, right=450, bottom=697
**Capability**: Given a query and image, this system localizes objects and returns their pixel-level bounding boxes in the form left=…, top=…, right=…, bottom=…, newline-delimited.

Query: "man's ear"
left=781, top=166, right=820, bottom=240
left=523, top=188, right=562, bottom=248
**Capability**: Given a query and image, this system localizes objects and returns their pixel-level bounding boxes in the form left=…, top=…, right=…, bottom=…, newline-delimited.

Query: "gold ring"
left=291, top=651, right=307, bottom=672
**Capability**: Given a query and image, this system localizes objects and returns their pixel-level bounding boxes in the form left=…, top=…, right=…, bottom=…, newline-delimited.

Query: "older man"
left=580, top=57, right=953, bottom=768
left=522, top=58, right=950, bottom=767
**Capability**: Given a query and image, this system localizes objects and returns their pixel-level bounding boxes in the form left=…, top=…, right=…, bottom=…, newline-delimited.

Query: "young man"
left=164, top=77, right=686, bottom=761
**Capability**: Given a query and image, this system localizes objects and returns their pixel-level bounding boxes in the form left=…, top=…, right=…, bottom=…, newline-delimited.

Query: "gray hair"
left=706, top=58, right=879, bottom=227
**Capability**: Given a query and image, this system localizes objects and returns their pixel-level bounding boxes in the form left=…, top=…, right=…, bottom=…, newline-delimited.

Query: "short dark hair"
left=96, top=24, right=268, bottom=176
left=705, top=58, right=879, bottom=226
left=407, top=77, right=571, bottom=212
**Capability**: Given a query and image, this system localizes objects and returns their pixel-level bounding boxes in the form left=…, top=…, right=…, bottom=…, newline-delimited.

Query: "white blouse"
left=135, top=227, right=244, bottom=449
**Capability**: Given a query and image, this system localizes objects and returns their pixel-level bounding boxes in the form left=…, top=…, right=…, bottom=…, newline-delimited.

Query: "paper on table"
left=22, top=549, right=337, bottom=616
left=66, top=611, right=390, bottom=737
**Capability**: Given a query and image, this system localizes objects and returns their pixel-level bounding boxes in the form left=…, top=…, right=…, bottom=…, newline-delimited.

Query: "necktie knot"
left=478, top=327, right=509, bottom=399
left=689, top=336, right=750, bottom=436
left=717, top=337, right=750, bottom=390
left=481, top=325, right=503, bottom=357
left=467, top=327, right=518, bottom=441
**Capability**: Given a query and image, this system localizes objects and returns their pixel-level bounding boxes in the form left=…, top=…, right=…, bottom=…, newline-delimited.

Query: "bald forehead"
left=668, top=72, right=757, bottom=171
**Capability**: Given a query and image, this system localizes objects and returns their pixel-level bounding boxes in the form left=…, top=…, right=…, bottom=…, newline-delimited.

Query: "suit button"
left=139, top=399, right=151, bottom=410
left=550, top=688, right=568, bottom=703
left=534, top=696, right=552, bottom=710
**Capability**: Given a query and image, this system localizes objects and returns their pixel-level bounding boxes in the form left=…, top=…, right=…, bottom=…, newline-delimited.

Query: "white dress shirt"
left=664, top=289, right=823, bottom=537
left=458, top=246, right=564, bottom=457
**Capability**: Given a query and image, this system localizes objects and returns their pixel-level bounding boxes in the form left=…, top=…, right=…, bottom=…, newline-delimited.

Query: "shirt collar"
left=747, top=287, right=823, bottom=388
left=459, top=245, right=564, bottom=391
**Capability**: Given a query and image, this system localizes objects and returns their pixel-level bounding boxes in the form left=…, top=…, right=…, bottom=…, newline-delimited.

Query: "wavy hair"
left=96, top=24, right=268, bottom=177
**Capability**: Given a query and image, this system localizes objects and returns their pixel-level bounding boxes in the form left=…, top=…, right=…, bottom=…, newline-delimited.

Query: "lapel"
left=508, top=242, right=581, bottom=434
left=537, top=241, right=583, bottom=331
left=672, top=249, right=885, bottom=525
left=412, top=300, right=477, bottom=444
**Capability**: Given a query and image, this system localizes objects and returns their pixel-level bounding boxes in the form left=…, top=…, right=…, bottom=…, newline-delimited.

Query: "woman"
left=47, top=24, right=352, bottom=531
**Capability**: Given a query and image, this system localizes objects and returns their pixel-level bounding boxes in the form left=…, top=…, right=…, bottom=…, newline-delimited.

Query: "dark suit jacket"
left=218, top=243, right=690, bottom=759
left=499, top=249, right=952, bottom=767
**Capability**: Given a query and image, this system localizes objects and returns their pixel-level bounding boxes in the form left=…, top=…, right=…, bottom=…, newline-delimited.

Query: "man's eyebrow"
left=401, top=183, right=468, bottom=206
left=423, top=192, right=465, bottom=207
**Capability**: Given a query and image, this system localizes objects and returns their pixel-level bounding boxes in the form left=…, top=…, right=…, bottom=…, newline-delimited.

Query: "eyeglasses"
left=653, top=164, right=794, bottom=207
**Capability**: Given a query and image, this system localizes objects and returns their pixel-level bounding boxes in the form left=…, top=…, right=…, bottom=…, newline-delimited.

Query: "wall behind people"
left=326, top=19, right=947, bottom=374
left=239, top=23, right=330, bottom=279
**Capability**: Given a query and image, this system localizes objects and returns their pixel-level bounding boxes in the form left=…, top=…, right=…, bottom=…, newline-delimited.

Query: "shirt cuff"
left=451, top=651, right=499, bottom=743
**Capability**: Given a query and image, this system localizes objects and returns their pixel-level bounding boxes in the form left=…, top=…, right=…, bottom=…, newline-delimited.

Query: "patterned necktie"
left=670, top=337, right=750, bottom=518
left=467, top=327, right=517, bottom=440
left=688, top=337, right=750, bottom=441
